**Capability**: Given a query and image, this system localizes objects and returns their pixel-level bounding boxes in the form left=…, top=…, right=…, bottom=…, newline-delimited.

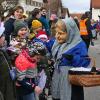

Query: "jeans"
left=17, top=92, right=35, bottom=100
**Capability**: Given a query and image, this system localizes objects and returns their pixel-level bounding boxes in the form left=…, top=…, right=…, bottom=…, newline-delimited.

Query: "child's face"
left=18, top=27, right=28, bottom=38
left=14, top=9, right=23, bottom=19
left=41, top=9, right=47, bottom=16
left=32, top=54, right=43, bottom=63
left=55, top=27, right=68, bottom=44
left=36, top=12, right=41, bottom=19
left=39, top=37, right=48, bottom=42
left=34, top=27, right=42, bottom=33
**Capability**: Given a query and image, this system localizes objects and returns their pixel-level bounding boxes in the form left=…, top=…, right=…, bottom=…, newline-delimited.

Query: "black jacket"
left=0, top=49, right=16, bottom=100
left=4, top=18, right=15, bottom=46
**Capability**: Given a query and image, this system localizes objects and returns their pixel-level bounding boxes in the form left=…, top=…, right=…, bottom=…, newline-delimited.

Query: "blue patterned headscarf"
left=62, top=17, right=82, bottom=51
left=51, top=17, right=82, bottom=59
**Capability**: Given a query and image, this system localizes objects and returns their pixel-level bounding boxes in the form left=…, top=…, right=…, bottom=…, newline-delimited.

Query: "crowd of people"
left=0, top=5, right=99, bottom=100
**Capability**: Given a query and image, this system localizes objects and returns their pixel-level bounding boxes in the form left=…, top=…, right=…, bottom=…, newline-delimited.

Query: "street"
left=84, top=35, right=100, bottom=100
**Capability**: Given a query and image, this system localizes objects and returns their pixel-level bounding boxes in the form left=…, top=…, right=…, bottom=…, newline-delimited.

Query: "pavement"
left=84, top=35, right=100, bottom=100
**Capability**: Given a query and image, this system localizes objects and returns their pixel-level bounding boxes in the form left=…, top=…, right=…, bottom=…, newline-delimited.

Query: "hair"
left=0, top=16, right=4, bottom=22
left=81, top=14, right=86, bottom=20
left=23, top=15, right=27, bottom=19
left=40, top=7, right=46, bottom=11
left=13, top=5, right=24, bottom=12
left=81, top=11, right=90, bottom=20
left=12, top=5, right=24, bottom=15
left=31, top=8, right=40, bottom=17
left=85, top=11, right=90, bottom=17
left=55, top=19, right=67, bottom=32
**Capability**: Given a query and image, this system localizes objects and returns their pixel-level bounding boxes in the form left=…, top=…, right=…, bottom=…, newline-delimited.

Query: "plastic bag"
left=9, top=67, right=16, bottom=80
left=38, top=70, right=47, bottom=89
left=91, top=29, right=96, bottom=38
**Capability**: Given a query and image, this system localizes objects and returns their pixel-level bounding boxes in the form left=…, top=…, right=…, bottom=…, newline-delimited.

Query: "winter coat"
left=15, top=50, right=37, bottom=95
left=39, top=16, right=51, bottom=36
left=4, top=18, right=15, bottom=46
left=0, top=49, right=16, bottom=100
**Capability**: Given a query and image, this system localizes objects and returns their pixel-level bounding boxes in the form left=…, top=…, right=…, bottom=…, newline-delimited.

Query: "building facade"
left=92, top=9, right=100, bottom=20
left=91, top=0, right=100, bottom=20
left=2, top=0, right=63, bottom=18
left=18, top=0, right=44, bottom=14
left=44, top=0, right=62, bottom=17
left=3, top=0, right=43, bottom=14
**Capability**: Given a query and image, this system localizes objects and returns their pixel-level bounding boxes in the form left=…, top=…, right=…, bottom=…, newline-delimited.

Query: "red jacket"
left=15, top=50, right=37, bottom=71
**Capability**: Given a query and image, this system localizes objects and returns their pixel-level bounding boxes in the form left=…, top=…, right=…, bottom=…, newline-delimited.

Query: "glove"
left=62, top=54, right=73, bottom=61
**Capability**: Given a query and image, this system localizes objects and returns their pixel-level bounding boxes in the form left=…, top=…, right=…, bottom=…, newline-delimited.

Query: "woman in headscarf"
left=45, top=17, right=90, bottom=100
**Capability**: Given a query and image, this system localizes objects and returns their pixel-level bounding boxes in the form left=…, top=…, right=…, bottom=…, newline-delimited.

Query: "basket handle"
left=87, top=57, right=96, bottom=72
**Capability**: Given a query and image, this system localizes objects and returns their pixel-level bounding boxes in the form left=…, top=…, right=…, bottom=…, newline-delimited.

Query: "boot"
left=52, top=98, right=60, bottom=100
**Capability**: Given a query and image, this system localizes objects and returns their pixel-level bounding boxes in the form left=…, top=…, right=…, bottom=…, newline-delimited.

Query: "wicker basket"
left=68, top=57, right=100, bottom=87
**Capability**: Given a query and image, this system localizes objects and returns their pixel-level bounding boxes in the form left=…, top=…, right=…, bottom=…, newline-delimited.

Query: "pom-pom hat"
left=32, top=20, right=42, bottom=29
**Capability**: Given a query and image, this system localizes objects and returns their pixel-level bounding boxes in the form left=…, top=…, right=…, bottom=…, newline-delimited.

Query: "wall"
left=92, top=8, right=100, bottom=20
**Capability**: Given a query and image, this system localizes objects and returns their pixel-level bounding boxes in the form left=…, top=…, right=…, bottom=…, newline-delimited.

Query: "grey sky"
left=61, top=0, right=91, bottom=13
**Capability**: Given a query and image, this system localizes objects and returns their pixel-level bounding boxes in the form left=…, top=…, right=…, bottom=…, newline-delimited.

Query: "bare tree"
left=0, top=0, right=18, bottom=16
left=0, top=0, right=4, bottom=15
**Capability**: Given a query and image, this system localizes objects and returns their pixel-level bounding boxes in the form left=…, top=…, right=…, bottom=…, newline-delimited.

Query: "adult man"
left=80, top=11, right=92, bottom=51
left=39, top=7, right=51, bottom=37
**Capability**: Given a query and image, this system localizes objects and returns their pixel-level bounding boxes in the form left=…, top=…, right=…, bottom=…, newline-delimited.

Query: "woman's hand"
left=48, top=60, right=54, bottom=65
left=35, top=86, right=43, bottom=94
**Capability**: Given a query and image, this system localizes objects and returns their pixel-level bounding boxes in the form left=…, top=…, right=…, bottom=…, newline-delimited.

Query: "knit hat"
left=36, top=30, right=48, bottom=41
left=29, top=41, right=46, bottom=56
left=32, top=20, right=42, bottom=29
left=14, top=20, right=28, bottom=35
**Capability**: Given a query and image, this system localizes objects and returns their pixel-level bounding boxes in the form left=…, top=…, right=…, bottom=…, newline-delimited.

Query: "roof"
left=92, top=0, right=100, bottom=9
left=71, top=13, right=83, bottom=20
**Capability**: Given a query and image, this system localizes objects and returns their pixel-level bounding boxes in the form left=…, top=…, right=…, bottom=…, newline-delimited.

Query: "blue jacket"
left=39, top=16, right=50, bottom=36
left=45, top=39, right=90, bottom=68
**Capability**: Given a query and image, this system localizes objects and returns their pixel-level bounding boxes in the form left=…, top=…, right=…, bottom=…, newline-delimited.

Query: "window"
left=39, top=3, right=41, bottom=7
left=26, top=0, right=31, bottom=5
left=35, top=2, right=38, bottom=7
left=32, top=1, right=36, bottom=6
left=26, top=0, right=43, bottom=7
left=43, top=0, right=48, bottom=3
